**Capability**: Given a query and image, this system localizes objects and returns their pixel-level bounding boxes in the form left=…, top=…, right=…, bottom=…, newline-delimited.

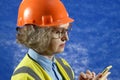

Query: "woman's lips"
left=59, top=44, right=65, bottom=47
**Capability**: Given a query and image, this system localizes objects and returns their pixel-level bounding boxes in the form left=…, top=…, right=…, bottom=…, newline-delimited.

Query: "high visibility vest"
left=11, top=54, right=74, bottom=80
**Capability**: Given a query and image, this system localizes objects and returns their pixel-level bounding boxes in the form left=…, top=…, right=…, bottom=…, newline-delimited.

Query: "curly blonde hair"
left=16, top=25, right=53, bottom=53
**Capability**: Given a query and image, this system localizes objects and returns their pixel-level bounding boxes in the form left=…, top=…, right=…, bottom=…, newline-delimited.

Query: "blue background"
left=0, top=0, right=120, bottom=80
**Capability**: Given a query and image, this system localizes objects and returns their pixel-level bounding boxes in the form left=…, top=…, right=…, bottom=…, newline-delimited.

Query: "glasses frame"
left=51, top=25, right=72, bottom=39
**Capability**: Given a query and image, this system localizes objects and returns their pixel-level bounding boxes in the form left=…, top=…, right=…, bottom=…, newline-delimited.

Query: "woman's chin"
left=56, top=48, right=65, bottom=53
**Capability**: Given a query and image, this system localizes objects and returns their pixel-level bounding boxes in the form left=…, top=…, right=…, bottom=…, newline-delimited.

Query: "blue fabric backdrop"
left=0, top=0, right=120, bottom=80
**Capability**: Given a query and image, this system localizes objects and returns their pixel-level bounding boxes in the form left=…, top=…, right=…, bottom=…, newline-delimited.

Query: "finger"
left=86, top=70, right=92, bottom=75
left=96, top=73, right=102, bottom=79
left=105, top=72, right=111, bottom=77
left=86, top=70, right=93, bottom=79
left=86, top=71, right=97, bottom=79
left=92, top=72, right=96, bottom=78
left=79, top=72, right=87, bottom=79
left=79, top=76, right=87, bottom=80
left=96, top=72, right=111, bottom=80
left=102, top=72, right=111, bottom=78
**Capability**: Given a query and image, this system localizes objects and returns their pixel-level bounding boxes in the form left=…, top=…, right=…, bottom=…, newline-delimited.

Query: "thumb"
left=101, top=72, right=111, bottom=78
left=97, top=72, right=111, bottom=80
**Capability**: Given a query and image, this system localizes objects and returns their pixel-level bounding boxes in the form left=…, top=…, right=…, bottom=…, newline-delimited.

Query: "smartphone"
left=101, top=65, right=112, bottom=76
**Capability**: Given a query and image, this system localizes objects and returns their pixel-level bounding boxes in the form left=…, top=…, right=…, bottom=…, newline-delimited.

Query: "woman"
left=11, top=0, right=110, bottom=80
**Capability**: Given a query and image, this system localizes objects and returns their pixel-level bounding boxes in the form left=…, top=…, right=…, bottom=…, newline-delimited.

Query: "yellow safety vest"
left=11, top=54, right=74, bottom=80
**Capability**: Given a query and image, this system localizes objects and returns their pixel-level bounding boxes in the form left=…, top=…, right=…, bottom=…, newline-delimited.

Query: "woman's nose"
left=61, top=33, right=69, bottom=41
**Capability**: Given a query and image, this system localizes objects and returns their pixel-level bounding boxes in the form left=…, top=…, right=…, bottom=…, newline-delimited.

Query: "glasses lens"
left=52, top=27, right=72, bottom=38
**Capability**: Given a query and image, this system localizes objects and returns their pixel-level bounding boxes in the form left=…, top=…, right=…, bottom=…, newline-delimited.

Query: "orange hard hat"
left=17, top=0, right=74, bottom=27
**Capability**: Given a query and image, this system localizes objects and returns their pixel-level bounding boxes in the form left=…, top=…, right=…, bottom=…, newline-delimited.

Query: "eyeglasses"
left=52, top=27, right=72, bottom=39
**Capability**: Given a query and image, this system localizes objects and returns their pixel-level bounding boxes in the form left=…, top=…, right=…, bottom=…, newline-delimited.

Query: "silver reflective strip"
left=56, top=58, right=74, bottom=80
left=13, top=66, right=41, bottom=80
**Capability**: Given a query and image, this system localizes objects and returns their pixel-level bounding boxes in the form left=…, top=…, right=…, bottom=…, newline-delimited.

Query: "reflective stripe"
left=13, top=66, right=41, bottom=80
left=56, top=58, right=74, bottom=80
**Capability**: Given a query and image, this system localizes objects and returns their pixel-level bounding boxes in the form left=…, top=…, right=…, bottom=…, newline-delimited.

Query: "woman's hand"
left=79, top=70, right=111, bottom=80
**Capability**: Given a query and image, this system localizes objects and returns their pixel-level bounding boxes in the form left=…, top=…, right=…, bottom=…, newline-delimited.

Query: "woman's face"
left=47, top=23, right=70, bottom=54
